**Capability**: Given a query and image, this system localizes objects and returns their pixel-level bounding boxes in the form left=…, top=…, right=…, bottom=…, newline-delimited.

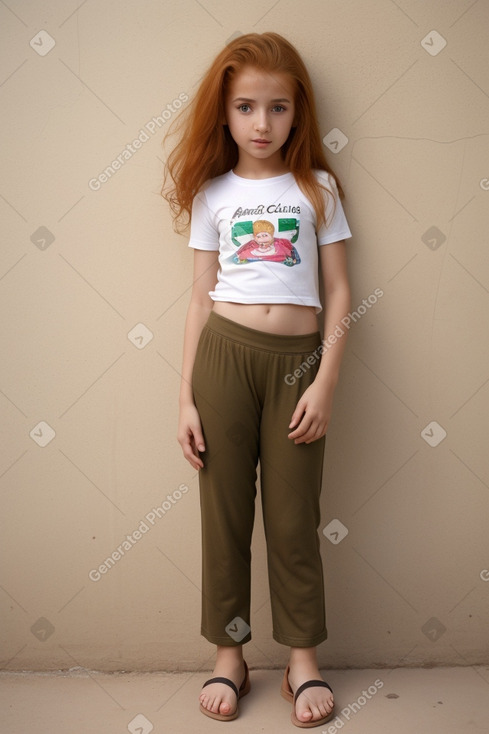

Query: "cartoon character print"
left=232, top=219, right=300, bottom=267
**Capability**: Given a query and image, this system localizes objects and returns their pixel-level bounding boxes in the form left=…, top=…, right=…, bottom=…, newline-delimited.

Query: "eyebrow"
left=232, top=97, right=291, bottom=104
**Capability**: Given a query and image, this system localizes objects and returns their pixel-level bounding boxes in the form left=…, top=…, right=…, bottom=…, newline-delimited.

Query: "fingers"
left=288, top=399, right=305, bottom=433
left=191, top=424, right=205, bottom=455
left=178, top=429, right=205, bottom=471
left=182, top=440, right=204, bottom=471
left=288, top=411, right=327, bottom=444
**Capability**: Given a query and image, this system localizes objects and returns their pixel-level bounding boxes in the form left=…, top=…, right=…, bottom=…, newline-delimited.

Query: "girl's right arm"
left=178, top=249, right=219, bottom=470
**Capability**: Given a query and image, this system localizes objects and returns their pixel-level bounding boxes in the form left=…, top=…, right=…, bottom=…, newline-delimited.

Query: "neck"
left=232, top=152, right=290, bottom=180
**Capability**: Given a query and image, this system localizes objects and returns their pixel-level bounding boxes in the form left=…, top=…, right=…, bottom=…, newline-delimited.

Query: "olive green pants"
left=192, top=311, right=327, bottom=647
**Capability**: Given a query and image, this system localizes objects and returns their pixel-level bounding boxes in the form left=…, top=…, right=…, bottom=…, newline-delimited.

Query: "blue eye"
left=272, top=105, right=286, bottom=112
left=238, top=104, right=251, bottom=112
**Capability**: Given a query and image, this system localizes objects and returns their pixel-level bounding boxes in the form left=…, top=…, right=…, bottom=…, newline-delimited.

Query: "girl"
left=162, top=32, right=352, bottom=728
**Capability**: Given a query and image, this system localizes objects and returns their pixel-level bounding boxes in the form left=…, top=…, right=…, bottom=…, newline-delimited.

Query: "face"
left=224, top=66, right=296, bottom=175
left=255, top=231, right=273, bottom=248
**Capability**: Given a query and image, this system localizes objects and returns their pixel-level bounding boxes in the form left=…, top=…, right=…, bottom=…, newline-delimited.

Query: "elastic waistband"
left=204, top=311, right=321, bottom=354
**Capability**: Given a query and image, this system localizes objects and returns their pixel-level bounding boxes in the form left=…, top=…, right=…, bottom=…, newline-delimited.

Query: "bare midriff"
left=212, top=301, right=318, bottom=336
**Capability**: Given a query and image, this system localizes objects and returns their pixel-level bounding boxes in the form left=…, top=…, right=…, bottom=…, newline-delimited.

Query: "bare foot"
left=288, top=648, right=334, bottom=725
left=199, top=647, right=246, bottom=717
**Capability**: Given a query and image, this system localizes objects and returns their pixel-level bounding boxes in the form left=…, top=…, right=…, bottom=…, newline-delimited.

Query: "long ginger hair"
left=161, top=32, right=345, bottom=233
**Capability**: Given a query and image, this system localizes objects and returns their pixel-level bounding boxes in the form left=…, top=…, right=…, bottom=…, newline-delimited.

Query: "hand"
left=177, top=402, right=205, bottom=470
left=288, top=380, right=335, bottom=445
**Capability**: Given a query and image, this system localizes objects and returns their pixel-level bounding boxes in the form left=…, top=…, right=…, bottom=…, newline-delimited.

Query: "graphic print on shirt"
left=229, top=218, right=301, bottom=267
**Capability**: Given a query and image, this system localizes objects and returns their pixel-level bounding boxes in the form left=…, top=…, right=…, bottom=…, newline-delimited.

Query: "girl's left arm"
left=288, top=240, right=351, bottom=444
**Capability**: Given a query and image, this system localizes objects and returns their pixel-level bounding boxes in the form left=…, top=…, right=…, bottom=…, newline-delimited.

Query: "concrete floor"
left=1, top=666, right=489, bottom=733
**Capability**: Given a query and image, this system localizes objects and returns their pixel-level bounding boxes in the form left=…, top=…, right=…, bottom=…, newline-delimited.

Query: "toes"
left=199, top=689, right=234, bottom=715
left=296, top=693, right=334, bottom=723
left=201, top=694, right=218, bottom=713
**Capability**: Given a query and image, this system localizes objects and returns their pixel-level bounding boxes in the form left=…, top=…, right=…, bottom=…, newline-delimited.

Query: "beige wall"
left=1, top=0, right=488, bottom=673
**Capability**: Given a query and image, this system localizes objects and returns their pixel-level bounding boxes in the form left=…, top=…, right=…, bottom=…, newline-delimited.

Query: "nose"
left=254, top=108, right=270, bottom=133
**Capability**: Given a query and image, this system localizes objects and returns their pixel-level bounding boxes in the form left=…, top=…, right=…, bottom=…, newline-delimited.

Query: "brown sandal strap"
left=201, top=676, right=238, bottom=699
left=294, top=679, right=333, bottom=704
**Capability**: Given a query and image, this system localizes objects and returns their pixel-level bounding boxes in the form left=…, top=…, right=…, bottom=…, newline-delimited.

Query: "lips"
left=252, top=138, right=271, bottom=143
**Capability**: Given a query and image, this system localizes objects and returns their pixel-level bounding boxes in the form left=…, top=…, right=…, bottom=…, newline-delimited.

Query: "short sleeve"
left=188, top=189, right=219, bottom=251
left=315, top=171, right=353, bottom=245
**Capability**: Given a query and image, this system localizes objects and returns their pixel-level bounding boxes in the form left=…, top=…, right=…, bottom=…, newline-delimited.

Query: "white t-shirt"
left=188, top=169, right=352, bottom=314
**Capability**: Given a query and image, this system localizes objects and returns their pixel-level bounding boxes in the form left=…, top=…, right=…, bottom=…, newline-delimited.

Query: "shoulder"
left=312, top=169, right=338, bottom=192
left=199, top=170, right=233, bottom=195
left=192, top=171, right=233, bottom=216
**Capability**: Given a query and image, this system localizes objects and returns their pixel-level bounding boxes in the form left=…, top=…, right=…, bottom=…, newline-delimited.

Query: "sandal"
left=281, top=664, right=335, bottom=728
left=199, top=660, right=251, bottom=721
